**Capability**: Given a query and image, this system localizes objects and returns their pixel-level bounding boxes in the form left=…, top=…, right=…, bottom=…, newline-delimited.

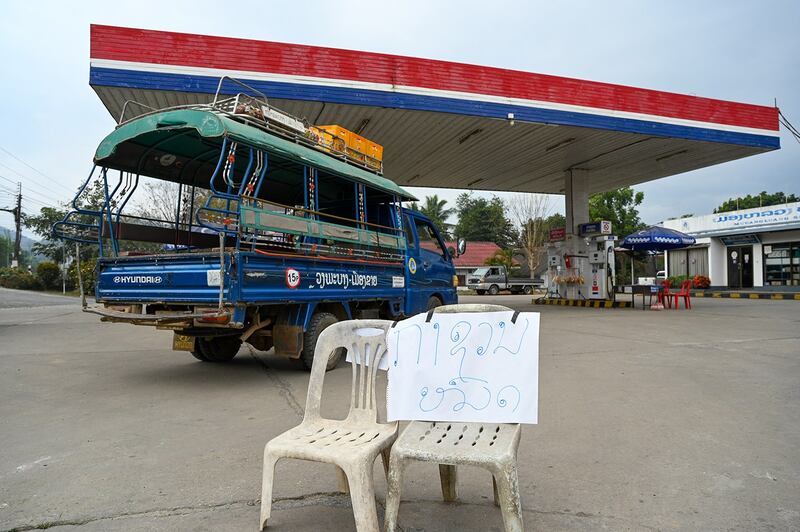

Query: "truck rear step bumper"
left=83, top=305, right=229, bottom=324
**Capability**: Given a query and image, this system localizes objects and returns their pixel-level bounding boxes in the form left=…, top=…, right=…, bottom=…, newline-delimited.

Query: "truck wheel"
left=427, top=296, right=442, bottom=311
left=190, top=343, right=209, bottom=362
left=488, top=284, right=500, bottom=296
left=301, top=312, right=345, bottom=371
left=476, top=290, right=486, bottom=295
left=195, top=336, right=241, bottom=362
left=523, top=285, right=533, bottom=295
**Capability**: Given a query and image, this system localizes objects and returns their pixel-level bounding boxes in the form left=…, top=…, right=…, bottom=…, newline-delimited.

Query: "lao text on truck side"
left=466, top=265, right=542, bottom=295
left=54, top=78, right=461, bottom=370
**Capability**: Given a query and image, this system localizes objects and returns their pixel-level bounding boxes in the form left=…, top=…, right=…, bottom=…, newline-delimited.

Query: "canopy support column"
left=564, top=169, right=590, bottom=235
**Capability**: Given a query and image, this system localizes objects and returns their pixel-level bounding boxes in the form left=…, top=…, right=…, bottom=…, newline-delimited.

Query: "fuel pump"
left=544, top=221, right=616, bottom=301
left=545, top=245, right=564, bottom=299
left=586, top=235, right=616, bottom=300
left=546, top=235, right=588, bottom=299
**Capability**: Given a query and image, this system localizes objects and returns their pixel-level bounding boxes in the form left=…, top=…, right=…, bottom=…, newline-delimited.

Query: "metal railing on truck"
left=55, top=75, right=407, bottom=266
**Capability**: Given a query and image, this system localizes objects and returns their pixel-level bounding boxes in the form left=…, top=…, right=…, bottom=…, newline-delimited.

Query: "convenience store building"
left=661, top=202, right=800, bottom=288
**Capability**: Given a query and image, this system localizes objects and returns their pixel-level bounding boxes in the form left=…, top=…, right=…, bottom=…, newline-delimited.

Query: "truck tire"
left=190, top=344, right=209, bottom=362
left=195, top=336, right=241, bottom=362
left=476, top=289, right=486, bottom=295
left=301, top=312, right=345, bottom=371
left=523, top=285, right=533, bottom=295
left=427, top=296, right=442, bottom=311
left=488, top=284, right=500, bottom=296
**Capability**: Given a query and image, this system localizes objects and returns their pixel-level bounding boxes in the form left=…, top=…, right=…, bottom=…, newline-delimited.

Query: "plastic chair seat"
left=266, top=420, right=397, bottom=466
left=391, top=421, right=520, bottom=467
left=386, top=420, right=524, bottom=532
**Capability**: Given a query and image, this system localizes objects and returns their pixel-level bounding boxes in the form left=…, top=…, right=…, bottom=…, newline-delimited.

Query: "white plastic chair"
left=384, top=304, right=525, bottom=532
left=260, top=319, right=398, bottom=531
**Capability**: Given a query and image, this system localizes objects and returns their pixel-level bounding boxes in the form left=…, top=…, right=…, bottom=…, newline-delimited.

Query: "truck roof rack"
left=117, top=76, right=385, bottom=176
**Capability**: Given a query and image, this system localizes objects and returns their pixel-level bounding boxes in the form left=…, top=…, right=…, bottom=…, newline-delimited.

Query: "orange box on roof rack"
left=313, top=125, right=384, bottom=170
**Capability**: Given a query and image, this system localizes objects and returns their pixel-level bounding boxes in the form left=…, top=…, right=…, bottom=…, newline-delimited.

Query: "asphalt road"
left=1, top=288, right=798, bottom=531
left=0, top=288, right=77, bottom=309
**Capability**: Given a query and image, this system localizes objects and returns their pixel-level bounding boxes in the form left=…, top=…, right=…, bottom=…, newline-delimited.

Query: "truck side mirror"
left=457, top=237, right=467, bottom=256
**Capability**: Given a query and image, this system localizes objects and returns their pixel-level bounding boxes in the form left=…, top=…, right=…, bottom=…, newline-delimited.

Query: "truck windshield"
left=472, top=267, right=490, bottom=276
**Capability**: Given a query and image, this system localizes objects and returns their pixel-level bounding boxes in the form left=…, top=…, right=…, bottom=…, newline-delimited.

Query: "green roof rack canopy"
left=94, top=109, right=416, bottom=201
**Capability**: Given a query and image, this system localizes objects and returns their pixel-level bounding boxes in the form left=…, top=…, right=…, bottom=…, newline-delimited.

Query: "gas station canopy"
left=89, top=25, right=780, bottom=195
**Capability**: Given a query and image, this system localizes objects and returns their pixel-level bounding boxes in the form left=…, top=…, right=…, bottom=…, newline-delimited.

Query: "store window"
left=763, top=242, right=800, bottom=286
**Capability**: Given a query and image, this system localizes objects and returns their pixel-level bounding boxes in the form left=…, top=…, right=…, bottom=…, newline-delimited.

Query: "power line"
left=0, top=174, right=59, bottom=206
left=20, top=188, right=63, bottom=209
left=0, top=145, right=75, bottom=194
left=0, top=163, right=69, bottom=204
left=0, top=171, right=64, bottom=205
left=0, top=171, right=62, bottom=202
left=778, top=110, right=800, bottom=145
left=23, top=196, right=59, bottom=209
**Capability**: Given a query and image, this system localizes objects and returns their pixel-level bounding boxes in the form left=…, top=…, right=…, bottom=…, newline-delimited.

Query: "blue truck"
left=55, top=81, right=460, bottom=369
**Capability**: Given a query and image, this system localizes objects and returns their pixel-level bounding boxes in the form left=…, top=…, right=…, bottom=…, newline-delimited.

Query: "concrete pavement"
left=0, top=288, right=798, bottom=531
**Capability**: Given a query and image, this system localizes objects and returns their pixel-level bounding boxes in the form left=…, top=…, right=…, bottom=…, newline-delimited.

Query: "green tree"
left=36, top=261, right=62, bottom=290
left=714, top=191, right=798, bottom=213
left=409, top=194, right=454, bottom=239
left=24, top=206, right=70, bottom=262
left=588, top=187, right=645, bottom=239
left=484, top=248, right=517, bottom=273
left=0, top=231, right=12, bottom=268
left=543, top=213, right=566, bottom=233
left=589, top=187, right=646, bottom=285
left=454, top=193, right=518, bottom=248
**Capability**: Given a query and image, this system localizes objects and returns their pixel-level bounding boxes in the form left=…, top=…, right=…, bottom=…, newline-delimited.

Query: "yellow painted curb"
left=689, top=291, right=799, bottom=301
left=533, top=298, right=632, bottom=308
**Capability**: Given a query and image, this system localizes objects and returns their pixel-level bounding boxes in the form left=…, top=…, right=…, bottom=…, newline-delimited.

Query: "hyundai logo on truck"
left=113, top=275, right=163, bottom=284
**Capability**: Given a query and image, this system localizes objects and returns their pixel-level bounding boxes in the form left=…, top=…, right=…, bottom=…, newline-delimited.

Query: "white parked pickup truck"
left=466, top=266, right=543, bottom=295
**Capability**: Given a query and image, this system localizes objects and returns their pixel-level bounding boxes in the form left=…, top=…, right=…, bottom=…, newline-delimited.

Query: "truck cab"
left=54, top=80, right=458, bottom=370
left=403, top=210, right=458, bottom=312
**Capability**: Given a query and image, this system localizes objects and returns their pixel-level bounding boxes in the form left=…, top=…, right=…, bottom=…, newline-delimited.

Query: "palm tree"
left=484, top=248, right=516, bottom=272
left=418, top=195, right=454, bottom=239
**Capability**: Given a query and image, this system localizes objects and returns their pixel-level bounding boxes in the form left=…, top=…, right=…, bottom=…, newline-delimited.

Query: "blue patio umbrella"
left=620, top=226, right=696, bottom=251
left=619, top=226, right=696, bottom=286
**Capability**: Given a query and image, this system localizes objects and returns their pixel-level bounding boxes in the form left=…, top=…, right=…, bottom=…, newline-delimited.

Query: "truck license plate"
left=172, top=333, right=196, bottom=352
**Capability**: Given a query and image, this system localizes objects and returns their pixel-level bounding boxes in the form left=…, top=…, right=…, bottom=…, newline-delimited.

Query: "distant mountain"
left=0, top=226, right=39, bottom=251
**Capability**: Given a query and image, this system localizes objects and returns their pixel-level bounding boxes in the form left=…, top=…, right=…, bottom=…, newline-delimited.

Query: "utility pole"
left=0, top=182, right=22, bottom=267
left=62, top=240, right=67, bottom=294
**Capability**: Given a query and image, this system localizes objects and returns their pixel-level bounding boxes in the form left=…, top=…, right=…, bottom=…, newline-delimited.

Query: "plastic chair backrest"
left=304, top=319, right=393, bottom=424
left=432, top=303, right=513, bottom=315
left=680, top=279, right=692, bottom=293
left=662, top=279, right=672, bottom=294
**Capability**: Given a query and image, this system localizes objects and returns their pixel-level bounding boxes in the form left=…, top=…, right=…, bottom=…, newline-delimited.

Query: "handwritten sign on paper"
left=386, top=311, right=540, bottom=424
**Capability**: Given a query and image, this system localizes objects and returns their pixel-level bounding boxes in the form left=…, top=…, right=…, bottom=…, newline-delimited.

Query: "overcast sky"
left=1, top=0, right=798, bottom=235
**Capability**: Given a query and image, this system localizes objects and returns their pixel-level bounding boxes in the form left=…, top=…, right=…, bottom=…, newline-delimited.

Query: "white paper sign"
left=387, top=311, right=540, bottom=424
